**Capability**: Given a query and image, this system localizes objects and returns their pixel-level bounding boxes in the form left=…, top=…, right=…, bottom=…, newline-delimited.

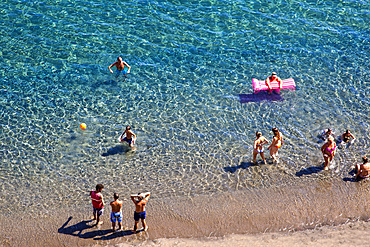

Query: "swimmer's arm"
left=143, top=192, right=151, bottom=202
left=265, top=78, right=272, bottom=89
left=108, top=62, right=116, bottom=73
left=351, top=134, right=356, bottom=143
left=119, top=130, right=126, bottom=141
left=123, top=61, right=131, bottom=73
left=130, top=195, right=138, bottom=204
left=100, top=194, right=105, bottom=207
left=320, top=144, right=326, bottom=153
left=253, top=140, right=258, bottom=150
left=131, top=131, right=136, bottom=144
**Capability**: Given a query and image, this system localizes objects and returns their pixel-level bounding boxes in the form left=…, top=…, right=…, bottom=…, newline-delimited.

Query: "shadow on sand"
left=58, top=216, right=134, bottom=240
left=295, top=165, right=324, bottom=177
left=224, top=161, right=258, bottom=173
left=343, top=168, right=361, bottom=182
left=239, top=91, right=283, bottom=103
left=102, top=144, right=131, bottom=157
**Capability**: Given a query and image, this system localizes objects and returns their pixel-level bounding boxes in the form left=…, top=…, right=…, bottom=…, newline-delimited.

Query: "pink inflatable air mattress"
left=252, top=78, right=296, bottom=93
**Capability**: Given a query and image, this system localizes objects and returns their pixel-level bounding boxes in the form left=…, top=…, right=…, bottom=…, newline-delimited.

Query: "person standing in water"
left=120, top=126, right=136, bottom=147
left=108, top=57, right=131, bottom=78
left=268, top=127, right=283, bottom=163
left=341, top=129, right=356, bottom=144
left=130, top=192, right=151, bottom=233
left=321, top=136, right=336, bottom=170
left=253, top=131, right=269, bottom=165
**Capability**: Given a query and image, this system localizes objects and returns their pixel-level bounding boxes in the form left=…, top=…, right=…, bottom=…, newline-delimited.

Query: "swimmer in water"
left=119, top=126, right=136, bottom=148
left=109, top=57, right=131, bottom=78
left=252, top=131, right=269, bottom=165
left=265, top=72, right=282, bottom=92
left=340, top=129, right=356, bottom=144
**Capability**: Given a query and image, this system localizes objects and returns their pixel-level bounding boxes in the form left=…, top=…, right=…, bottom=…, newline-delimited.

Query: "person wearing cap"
left=265, top=72, right=282, bottom=92
left=130, top=192, right=151, bottom=233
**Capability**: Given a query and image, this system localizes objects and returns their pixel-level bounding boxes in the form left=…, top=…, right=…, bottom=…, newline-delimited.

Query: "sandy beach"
left=1, top=179, right=369, bottom=247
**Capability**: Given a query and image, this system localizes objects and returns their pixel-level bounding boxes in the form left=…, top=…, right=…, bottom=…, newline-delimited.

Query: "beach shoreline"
left=2, top=179, right=369, bottom=246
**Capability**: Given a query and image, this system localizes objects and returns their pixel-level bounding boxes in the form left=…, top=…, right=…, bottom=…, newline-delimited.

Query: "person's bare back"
left=132, top=193, right=150, bottom=213
left=110, top=199, right=123, bottom=213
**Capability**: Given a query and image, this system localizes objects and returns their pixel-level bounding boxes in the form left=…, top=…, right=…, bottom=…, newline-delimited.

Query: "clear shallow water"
left=0, top=0, right=369, bottom=217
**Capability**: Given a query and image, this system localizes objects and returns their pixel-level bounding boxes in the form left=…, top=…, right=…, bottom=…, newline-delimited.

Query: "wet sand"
left=1, top=179, right=369, bottom=246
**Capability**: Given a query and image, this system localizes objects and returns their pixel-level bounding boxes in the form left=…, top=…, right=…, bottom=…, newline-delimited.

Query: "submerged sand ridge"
left=1, top=178, right=369, bottom=246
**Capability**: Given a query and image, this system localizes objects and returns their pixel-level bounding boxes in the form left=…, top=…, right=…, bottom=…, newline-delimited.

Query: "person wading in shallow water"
left=268, top=127, right=283, bottom=163
left=321, top=136, right=336, bottom=170
left=130, top=192, right=150, bottom=233
left=119, top=126, right=136, bottom=148
left=108, top=57, right=131, bottom=78
left=253, top=131, right=269, bottom=165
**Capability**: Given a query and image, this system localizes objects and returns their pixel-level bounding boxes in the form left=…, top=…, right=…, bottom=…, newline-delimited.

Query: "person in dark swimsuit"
left=321, top=136, right=336, bottom=170
left=341, top=129, right=356, bottom=144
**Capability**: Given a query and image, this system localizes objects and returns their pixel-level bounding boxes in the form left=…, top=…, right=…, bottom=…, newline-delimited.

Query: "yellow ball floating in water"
left=80, top=123, right=87, bottom=130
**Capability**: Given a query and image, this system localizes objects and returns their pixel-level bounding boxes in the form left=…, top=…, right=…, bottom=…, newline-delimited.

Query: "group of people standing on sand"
left=90, top=184, right=151, bottom=233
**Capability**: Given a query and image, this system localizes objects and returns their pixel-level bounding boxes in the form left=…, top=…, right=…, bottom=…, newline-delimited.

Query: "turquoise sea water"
left=0, top=0, right=369, bottom=223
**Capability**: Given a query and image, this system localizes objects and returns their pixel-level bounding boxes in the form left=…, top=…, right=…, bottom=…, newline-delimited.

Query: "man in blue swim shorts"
left=110, top=193, right=123, bottom=232
left=119, top=126, right=136, bottom=148
left=130, top=192, right=151, bottom=233
left=108, top=57, right=131, bottom=78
